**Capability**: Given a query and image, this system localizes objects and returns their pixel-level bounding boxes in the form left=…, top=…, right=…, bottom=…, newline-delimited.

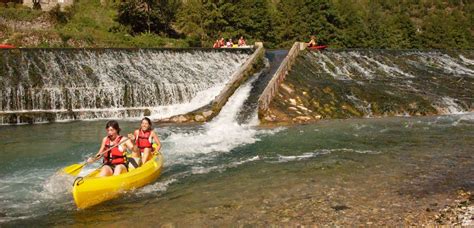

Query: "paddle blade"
left=62, top=163, right=85, bottom=176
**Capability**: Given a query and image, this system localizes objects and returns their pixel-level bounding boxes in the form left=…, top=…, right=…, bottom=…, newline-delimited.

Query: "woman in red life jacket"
left=88, top=120, right=139, bottom=177
left=219, top=37, right=225, bottom=47
left=129, top=117, right=161, bottom=165
left=238, top=36, right=246, bottom=47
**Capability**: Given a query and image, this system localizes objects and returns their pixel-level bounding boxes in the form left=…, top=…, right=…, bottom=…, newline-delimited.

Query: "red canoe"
left=308, top=45, right=327, bottom=50
left=0, top=44, right=15, bottom=49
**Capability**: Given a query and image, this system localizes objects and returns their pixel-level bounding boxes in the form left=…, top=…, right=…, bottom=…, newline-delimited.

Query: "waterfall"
left=0, top=49, right=252, bottom=124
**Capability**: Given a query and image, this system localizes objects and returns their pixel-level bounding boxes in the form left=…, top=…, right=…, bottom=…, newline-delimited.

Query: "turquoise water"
left=1, top=113, right=473, bottom=226
left=1, top=55, right=473, bottom=225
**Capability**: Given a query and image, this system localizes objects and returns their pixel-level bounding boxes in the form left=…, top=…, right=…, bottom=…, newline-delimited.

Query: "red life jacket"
left=103, top=135, right=126, bottom=165
left=136, top=130, right=152, bottom=152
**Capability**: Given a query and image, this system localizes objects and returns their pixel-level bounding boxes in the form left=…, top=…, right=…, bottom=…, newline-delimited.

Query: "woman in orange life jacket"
left=87, top=120, right=139, bottom=177
left=129, top=117, right=161, bottom=166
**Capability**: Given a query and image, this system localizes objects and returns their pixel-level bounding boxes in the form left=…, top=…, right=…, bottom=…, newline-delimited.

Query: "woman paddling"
left=88, top=120, right=139, bottom=177
left=129, top=117, right=161, bottom=166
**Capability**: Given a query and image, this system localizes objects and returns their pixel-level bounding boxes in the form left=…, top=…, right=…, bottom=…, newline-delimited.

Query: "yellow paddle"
left=62, top=138, right=131, bottom=176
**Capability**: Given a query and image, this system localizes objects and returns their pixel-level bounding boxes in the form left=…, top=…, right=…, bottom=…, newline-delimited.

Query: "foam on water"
left=163, top=75, right=261, bottom=160
left=137, top=178, right=179, bottom=195
left=134, top=69, right=284, bottom=195
left=459, top=55, right=474, bottom=66
left=345, top=95, right=373, bottom=117
left=433, top=97, right=466, bottom=115
left=417, top=53, right=474, bottom=76
left=0, top=169, right=76, bottom=223
left=275, top=148, right=381, bottom=163
left=190, top=156, right=261, bottom=175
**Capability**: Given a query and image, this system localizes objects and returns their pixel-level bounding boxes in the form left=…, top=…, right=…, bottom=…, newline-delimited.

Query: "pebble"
left=289, top=99, right=297, bottom=106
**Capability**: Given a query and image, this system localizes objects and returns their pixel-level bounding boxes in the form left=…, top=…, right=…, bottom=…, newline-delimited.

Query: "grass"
left=0, top=0, right=189, bottom=48
left=0, top=4, right=43, bottom=21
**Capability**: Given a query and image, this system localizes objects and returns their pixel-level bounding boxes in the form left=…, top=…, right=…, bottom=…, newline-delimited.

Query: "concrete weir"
left=257, top=42, right=306, bottom=123
left=157, top=42, right=266, bottom=124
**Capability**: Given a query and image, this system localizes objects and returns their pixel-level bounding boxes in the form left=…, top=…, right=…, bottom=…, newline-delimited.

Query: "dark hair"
left=141, top=117, right=152, bottom=130
left=105, top=120, right=121, bottom=134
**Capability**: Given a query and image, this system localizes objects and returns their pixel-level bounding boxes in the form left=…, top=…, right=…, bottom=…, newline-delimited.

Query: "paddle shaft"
left=90, top=137, right=131, bottom=163
left=66, top=138, right=131, bottom=174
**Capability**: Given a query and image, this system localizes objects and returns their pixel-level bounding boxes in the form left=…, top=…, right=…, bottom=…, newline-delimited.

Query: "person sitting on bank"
left=87, top=120, right=139, bottom=177
left=129, top=117, right=161, bottom=166
left=308, top=36, right=317, bottom=47
left=219, top=37, right=225, bottom=47
left=213, top=39, right=220, bottom=48
left=226, top=38, right=233, bottom=48
left=238, top=36, right=246, bottom=47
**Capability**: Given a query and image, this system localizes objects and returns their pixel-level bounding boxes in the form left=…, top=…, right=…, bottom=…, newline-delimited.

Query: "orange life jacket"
left=136, top=130, right=152, bottom=152
left=103, top=135, right=126, bottom=165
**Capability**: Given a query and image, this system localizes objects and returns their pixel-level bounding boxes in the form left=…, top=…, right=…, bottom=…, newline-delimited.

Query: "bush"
left=185, top=34, right=202, bottom=47
left=0, top=6, right=44, bottom=21
left=49, top=4, right=75, bottom=24
left=130, top=33, right=166, bottom=47
left=6, top=2, right=15, bottom=8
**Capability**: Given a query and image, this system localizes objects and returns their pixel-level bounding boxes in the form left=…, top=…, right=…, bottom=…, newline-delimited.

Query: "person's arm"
left=126, top=133, right=139, bottom=154
left=123, top=138, right=139, bottom=154
left=87, top=137, right=106, bottom=163
left=151, top=131, right=162, bottom=151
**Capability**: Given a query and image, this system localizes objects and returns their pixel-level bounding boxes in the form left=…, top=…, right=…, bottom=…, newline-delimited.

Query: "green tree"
left=332, top=0, right=367, bottom=47
left=117, top=0, right=180, bottom=36
left=272, top=0, right=340, bottom=47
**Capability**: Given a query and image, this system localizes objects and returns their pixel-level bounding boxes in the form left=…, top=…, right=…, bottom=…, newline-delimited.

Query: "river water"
left=1, top=71, right=473, bottom=225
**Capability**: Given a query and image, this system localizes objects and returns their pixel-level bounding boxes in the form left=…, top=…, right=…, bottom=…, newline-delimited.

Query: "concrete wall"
left=257, top=42, right=306, bottom=122
left=157, top=42, right=266, bottom=124
left=23, top=0, right=73, bottom=11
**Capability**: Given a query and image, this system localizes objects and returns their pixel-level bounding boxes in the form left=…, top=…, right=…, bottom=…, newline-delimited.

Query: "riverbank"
left=0, top=1, right=188, bottom=48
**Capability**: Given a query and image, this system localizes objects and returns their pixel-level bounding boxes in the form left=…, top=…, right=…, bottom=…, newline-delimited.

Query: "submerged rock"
left=293, top=116, right=311, bottom=122
left=178, top=116, right=188, bottom=123
left=297, top=106, right=309, bottom=112
left=194, top=115, right=205, bottom=122
left=264, top=116, right=275, bottom=122
left=289, top=99, right=297, bottom=106
left=171, top=115, right=188, bottom=123
left=331, top=205, right=351, bottom=211
left=203, top=111, right=213, bottom=118
left=280, top=83, right=294, bottom=94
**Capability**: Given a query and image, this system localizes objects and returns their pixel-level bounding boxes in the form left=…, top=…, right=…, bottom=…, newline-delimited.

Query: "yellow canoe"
left=72, top=147, right=164, bottom=209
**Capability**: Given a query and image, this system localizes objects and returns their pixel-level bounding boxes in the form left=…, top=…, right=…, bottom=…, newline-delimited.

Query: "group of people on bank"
left=213, top=36, right=248, bottom=48
left=212, top=35, right=321, bottom=48
left=87, top=118, right=161, bottom=177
